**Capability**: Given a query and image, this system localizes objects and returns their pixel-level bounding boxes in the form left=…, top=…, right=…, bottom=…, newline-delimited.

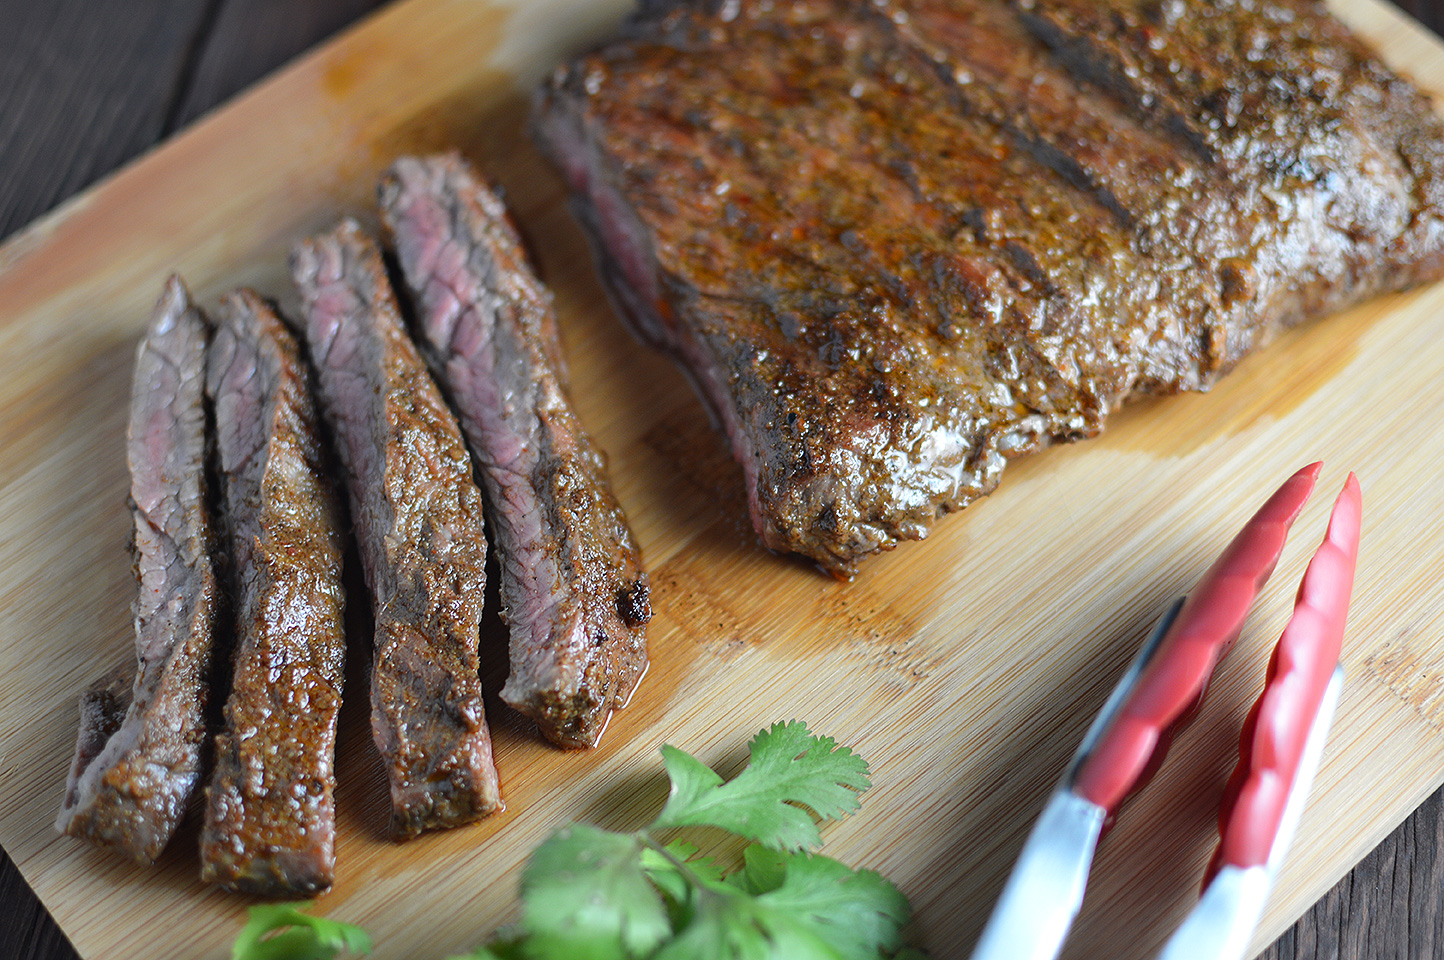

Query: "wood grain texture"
left=2, top=1, right=1444, bottom=959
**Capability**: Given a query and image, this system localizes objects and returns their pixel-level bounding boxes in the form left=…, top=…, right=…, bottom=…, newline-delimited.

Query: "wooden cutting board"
left=3, top=0, right=1444, bottom=956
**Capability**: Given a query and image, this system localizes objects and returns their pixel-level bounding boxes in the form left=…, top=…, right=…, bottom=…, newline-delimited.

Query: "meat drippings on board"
left=56, top=276, right=220, bottom=863
left=380, top=153, right=651, bottom=749
left=200, top=290, right=347, bottom=895
left=291, top=219, right=501, bottom=839
left=534, top=0, right=1444, bottom=576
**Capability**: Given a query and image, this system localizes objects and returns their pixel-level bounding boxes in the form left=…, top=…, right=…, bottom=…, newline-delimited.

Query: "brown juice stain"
left=304, top=3, right=539, bottom=217
left=320, top=24, right=387, bottom=103
left=356, top=82, right=531, bottom=187
left=1365, top=629, right=1444, bottom=734
left=322, top=17, right=570, bottom=226
left=641, top=407, right=748, bottom=513
left=1095, top=292, right=1388, bottom=459
left=637, top=513, right=953, bottom=708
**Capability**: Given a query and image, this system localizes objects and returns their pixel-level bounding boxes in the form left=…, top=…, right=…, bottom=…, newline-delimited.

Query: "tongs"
left=969, top=463, right=1362, bottom=960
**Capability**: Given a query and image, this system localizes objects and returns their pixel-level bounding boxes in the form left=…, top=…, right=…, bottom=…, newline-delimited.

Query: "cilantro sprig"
left=508, top=721, right=903, bottom=960
left=233, top=722, right=915, bottom=960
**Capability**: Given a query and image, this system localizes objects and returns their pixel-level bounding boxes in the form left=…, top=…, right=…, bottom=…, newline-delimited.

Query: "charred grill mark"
left=1015, top=5, right=1220, bottom=164
left=1008, top=129, right=1137, bottom=230
left=618, top=580, right=654, bottom=628
left=1002, top=240, right=1059, bottom=298
left=899, top=26, right=1140, bottom=231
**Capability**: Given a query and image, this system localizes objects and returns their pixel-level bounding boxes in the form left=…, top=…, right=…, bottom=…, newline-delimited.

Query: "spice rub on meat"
left=291, top=219, right=501, bottom=839
left=535, top=0, right=1444, bottom=576
left=381, top=154, right=651, bottom=749
left=56, top=276, right=220, bottom=863
left=200, top=291, right=347, bottom=895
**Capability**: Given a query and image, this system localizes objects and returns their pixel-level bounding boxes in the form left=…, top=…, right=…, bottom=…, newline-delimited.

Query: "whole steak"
left=381, top=154, right=651, bottom=749
left=535, top=0, right=1444, bottom=576
left=291, top=220, right=501, bottom=839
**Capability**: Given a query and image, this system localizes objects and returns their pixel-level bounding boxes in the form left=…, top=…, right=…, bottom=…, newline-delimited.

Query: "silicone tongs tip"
left=1071, top=464, right=1325, bottom=814
left=1209, top=471, right=1360, bottom=878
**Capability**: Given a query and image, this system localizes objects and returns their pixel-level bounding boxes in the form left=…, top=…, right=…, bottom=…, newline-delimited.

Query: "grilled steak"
left=291, top=219, right=501, bottom=838
left=380, top=154, right=651, bottom=749
left=56, top=276, right=219, bottom=862
left=535, top=0, right=1444, bottom=576
left=200, top=290, right=347, bottom=895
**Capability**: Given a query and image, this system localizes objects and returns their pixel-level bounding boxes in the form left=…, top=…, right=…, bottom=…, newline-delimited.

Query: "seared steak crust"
left=200, top=290, right=347, bottom=895
left=535, top=0, right=1444, bottom=575
left=380, top=154, right=651, bottom=749
left=291, top=220, right=501, bottom=839
left=56, top=276, right=218, bottom=862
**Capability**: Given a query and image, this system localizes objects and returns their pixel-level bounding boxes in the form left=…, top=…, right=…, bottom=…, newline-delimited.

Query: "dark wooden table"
left=2, top=1, right=1443, bottom=957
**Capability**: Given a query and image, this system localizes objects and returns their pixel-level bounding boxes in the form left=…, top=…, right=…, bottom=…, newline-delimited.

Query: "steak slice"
left=56, top=276, right=219, bottom=862
left=534, top=0, right=1444, bottom=576
left=200, top=290, right=347, bottom=895
left=291, top=219, right=501, bottom=839
left=380, top=154, right=651, bottom=749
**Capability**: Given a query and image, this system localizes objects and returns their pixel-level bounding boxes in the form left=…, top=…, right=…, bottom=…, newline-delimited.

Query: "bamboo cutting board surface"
left=2, top=0, right=1444, bottom=956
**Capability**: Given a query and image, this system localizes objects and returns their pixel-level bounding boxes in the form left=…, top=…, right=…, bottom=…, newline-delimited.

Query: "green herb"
left=231, top=903, right=372, bottom=960
left=234, top=721, right=914, bottom=960
left=652, top=721, right=872, bottom=851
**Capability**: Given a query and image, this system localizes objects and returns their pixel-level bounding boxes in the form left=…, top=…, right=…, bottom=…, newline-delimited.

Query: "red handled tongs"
left=969, top=463, right=1361, bottom=960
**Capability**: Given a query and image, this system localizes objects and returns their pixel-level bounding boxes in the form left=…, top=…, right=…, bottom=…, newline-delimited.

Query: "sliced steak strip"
left=534, top=0, right=1444, bottom=576
left=380, top=154, right=651, bottom=749
left=291, top=219, right=501, bottom=839
left=56, top=275, right=218, bottom=862
left=199, top=290, right=347, bottom=895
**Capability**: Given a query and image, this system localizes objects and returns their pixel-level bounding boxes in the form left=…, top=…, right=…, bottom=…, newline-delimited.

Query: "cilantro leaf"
left=445, top=927, right=528, bottom=960
left=734, top=845, right=787, bottom=895
left=520, top=823, right=670, bottom=959
left=651, top=887, right=842, bottom=960
left=653, top=722, right=871, bottom=852
left=444, top=938, right=527, bottom=960
left=641, top=838, right=728, bottom=908
left=652, top=850, right=909, bottom=960
left=231, top=904, right=371, bottom=960
left=443, top=948, right=507, bottom=960
left=753, top=852, right=909, bottom=960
